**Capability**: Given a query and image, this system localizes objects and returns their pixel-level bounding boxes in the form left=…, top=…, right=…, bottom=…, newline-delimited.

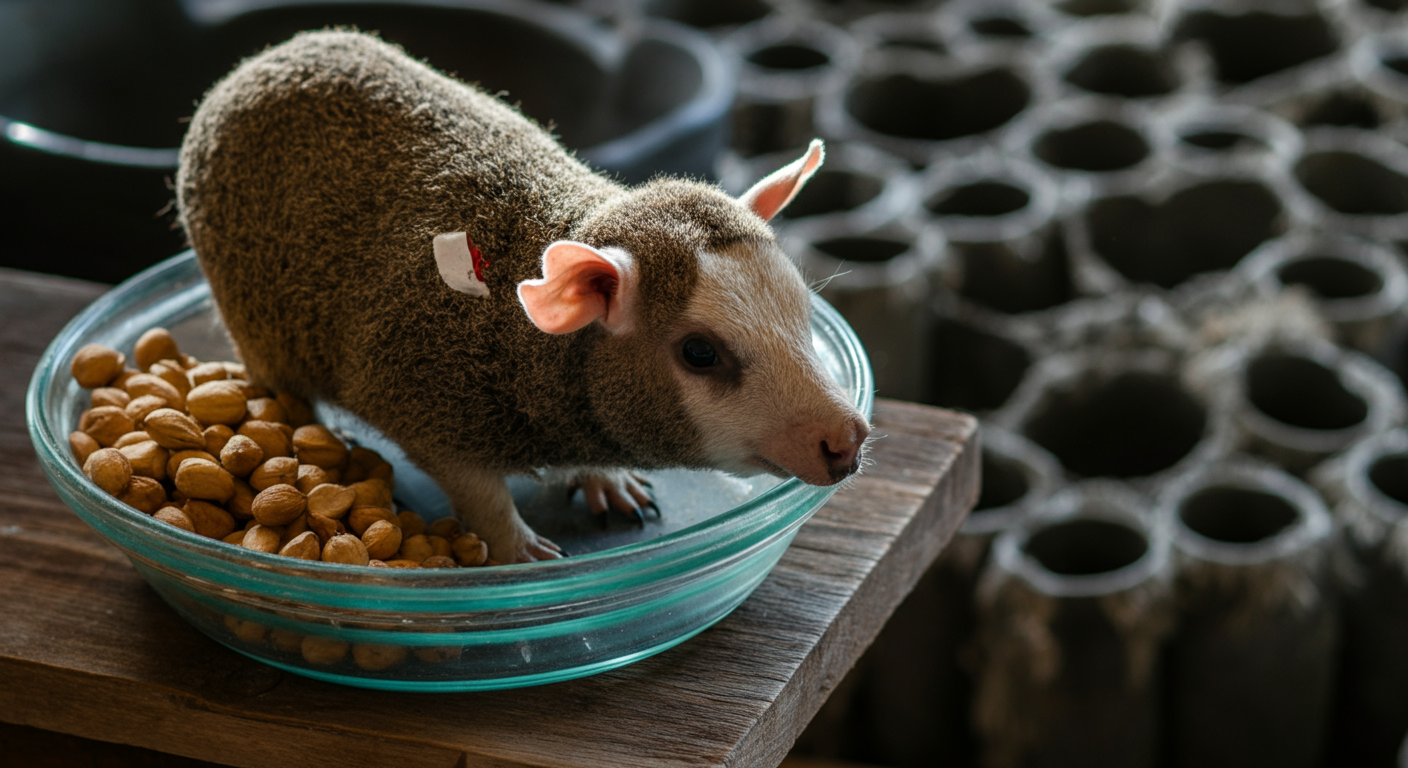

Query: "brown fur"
left=177, top=30, right=773, bottom=476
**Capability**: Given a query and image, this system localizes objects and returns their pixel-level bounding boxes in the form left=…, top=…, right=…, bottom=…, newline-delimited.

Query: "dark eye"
left=682, top=338, right=719, bottom=368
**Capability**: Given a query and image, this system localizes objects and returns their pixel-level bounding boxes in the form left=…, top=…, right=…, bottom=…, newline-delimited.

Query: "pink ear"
left=739, top=139, right=825, bottom=222
left=517, top=241, right=637, bottom=335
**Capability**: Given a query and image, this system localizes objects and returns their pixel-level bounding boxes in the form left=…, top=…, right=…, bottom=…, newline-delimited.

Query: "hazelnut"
left=348, top=479, right=393, bottom=510
left=144, top=408, right=206, bottom=450
left=306, top=483, right=355, bottom=519
left=383, top=559, right=422, bottom=569
left=69, top=431, right=100, bottom=465
left=321, top=534, right=369, bottom=566
left=174, top=458, right=235, bottom=503
left=426, top=535, right=453, bottom=559
left=124, top=394, right=169, bottom=426
left=166, top=449, right=218, bottom=481
left=398, top=535, right=433, bottom=563
left=241, top=525, right=282, bottom=554
left=113, top=430, right=151, bottom=449
left=421, top=556, right=457, bottom=569
left=79, top=406, right=135, bottom=447
left=84, top=447, right=132, bottom=496
left=184, top=500, right=237, bottom=540
left=133, top=328, right=179, bottom=372
left=124, top=373, right=184, bottom=411
left=295, top=464, right=330, bottom=493
left=186, top=380, right=247, bottom=426
left=148, top=360, right=192, bottom=400
left=118, top=440, right=169, bottom=481
left=245, top=397, right=288, bottom=425
left=347, top=506, right=397, bottom=537
left=70, top=344, right=126, bottom=388
left=118, top=476, right=167, bottom=514
left=292, top=425, right=348, bottom=470
left=306, top=512, right=344, bottom=543
left=269, top=628, right=304, bottom=653
left=90, top=387, right=131, bottom=409
left=301, top=636, right=349, bottom=665
left=228, top=478, right=256, bottom=520
left=249, top=456, right=299, bottom=491
left=189, top=361, right=230, bottom=386
left=397, top=510, right=427, bottom=538
left=280, top=531, right=322, bottom=560
left=427, top=517, right=463, bottom=541
left=219, top=434, right=264, bottom=478
left=237, top=420, right=291, bottom=459
left=153, top=506, right=196, bottom=533
left=203, top=424, right=235, bottom=455
left=452, top=533, right=489, bottom=567
left=352, top=643, right=407, bottom=671
left=251, top=484, right=306, bottom=526
left=362, top=519, right=403, bottom=560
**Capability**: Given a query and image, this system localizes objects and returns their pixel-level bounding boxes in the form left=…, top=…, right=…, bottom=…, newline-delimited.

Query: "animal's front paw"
left=567, top=470, right=658, bottom=528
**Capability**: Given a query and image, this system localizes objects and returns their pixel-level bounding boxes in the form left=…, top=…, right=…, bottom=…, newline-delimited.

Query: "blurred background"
left=11, top=0, right=1408, bottom=766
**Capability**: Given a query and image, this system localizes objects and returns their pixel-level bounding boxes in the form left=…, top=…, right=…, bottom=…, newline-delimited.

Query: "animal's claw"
left=632, top=507, right=645, bottom=528
left=569, top=470, right=658, bottom=528
left=645, top=500, right=661, bottom=519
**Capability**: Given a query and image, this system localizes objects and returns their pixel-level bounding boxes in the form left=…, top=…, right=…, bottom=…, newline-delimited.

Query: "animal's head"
left=449, top=141, right=870, bottom=485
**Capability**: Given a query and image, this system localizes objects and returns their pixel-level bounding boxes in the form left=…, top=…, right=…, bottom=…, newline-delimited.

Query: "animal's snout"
left=821, top=415, right=869, bottom=483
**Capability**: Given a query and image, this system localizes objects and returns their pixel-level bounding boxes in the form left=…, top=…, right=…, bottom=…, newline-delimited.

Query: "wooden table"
left=0, top=268, right=978, bottom=768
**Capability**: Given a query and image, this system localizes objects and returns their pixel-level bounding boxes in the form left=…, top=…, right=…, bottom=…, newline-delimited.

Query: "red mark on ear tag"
left=468, top=236, right=489, bottom=283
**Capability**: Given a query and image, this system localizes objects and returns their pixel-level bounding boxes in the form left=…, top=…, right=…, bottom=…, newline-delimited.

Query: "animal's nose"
left=821, top=417, right=869, bottom=482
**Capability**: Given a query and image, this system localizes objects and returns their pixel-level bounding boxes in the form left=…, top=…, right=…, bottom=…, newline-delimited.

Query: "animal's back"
left=178, top=31, right=621, bottom=463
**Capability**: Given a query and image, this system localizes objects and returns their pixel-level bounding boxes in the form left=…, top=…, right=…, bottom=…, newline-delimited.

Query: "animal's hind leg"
left=428, top=463, right=563, bottom=563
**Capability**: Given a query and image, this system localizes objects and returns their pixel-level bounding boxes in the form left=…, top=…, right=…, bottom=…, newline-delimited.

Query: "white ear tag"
left=434, top=232, right=490, bottom=298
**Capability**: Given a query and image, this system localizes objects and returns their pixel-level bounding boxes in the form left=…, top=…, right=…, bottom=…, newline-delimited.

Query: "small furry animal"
left=177, top=30, right=870, bottom=563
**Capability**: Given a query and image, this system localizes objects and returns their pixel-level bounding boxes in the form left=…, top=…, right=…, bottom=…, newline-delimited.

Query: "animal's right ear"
left=739, top=139, right=825, bottom=222
left=517, top=241, right=637, bottom=335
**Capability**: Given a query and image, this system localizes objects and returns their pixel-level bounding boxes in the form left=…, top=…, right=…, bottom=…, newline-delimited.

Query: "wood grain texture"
left=0, top=268, right=978, bottom=768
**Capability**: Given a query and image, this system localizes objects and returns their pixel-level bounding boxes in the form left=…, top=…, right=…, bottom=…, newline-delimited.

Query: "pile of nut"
left=68, top=327, right=491, bottom=570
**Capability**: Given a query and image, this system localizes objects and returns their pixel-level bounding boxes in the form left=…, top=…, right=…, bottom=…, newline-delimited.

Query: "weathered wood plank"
left=0, top=269, right=977, bottom=768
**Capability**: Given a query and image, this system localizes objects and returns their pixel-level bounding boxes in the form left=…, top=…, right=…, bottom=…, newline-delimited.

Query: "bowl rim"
left=27, top=250, right=875, bottom=600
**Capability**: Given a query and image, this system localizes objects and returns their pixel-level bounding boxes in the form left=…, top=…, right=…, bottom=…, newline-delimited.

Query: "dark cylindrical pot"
left=1160, top=459, right=1337, bottom=768
left=1155, top=102, right=1303, bottom=178
left=724, top=17, right=857, bottom=157
left=1238, top=232, right=1408, bottom=357
left=925, top=299, right=1037, bottom=414
left=783, top=215, right=945, bottom=401
left=1, top=0, right=733, bottom=282
left=1291, top=127, right=1408, bottom=243
left=973, top=481, right=1174, bottom=768
left=1313, top=430, right=1408, bottom=767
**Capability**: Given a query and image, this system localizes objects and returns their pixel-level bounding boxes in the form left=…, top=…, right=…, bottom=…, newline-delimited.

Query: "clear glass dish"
left=26, top=251, right=874, bottom=691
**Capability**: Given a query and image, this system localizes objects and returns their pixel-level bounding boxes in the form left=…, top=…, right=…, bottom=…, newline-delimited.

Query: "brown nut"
left=237, top=420, right=291, bottom=459
left=281, top=514, right=309, bottom=546
left=347, top=506, right=397, bottom=537
left=69, top=431, right=100, bottom=465
left=219, top=434, right=264, bottom=478
left=228, top=478, right=256, bottom=520
left=427, top=517, right=463, bottom=541
left=426, top=535, right=453, bottom=559
left=90, top=387, right=131, bottom=409
left=362, top=519, right=403, bottom=561
left=149, top=360, right=192, bottom=399
left=221, top=530, right=246, bottom=545
left=422, top=556, right=458, bottom=569
left=71, top=344, right=126, bottom=388
left=241, top=524, right=282, bottom=554
left=118, top=476, right=166, bottom=514
left=79, top=406, right=135, bottom=447
left=280, top=530, right=322, bottom=560
left=249, top=456, right=299, bottom=492
left=307, top=483, right=355, bottom=519
left=84, top=447, right=132, bottom=496
left=398, top=535, right=433, bottom=563
left=174, top=458, right=235, bottom=502
left=203, top=424, right=235, bottom=455
left=352, top=643, right=407, bottom=671
left=306, top=513, right=345, bottom=543
left=186, top=380, right=247, bottom=426
left=269, top=628, right=304, bottom=653
left=452, top=533, right=489, bottom=567
left=153, top=506, right=196, bottom=533
left=349, top=479, right=393, bottom=510
left=144, top=408, right=205, bottom=450
left=124, top=373, right=184, bottom=412
left=224, top=362, right=248, bottom=380
left=184, top=500, right=236, bottom=540
left=189, top=361, right=230, bottom=386
left=342, top=446, right=389, bottom=484
left=110, top=367, right=139, bottom=389
left=118, top=440, right=169, bottom=481
left=133, top=328, right=179, bottom=372
left=276, top=392, right=315, bottom=428
left=292, top=425, right=348, bottom=470
left=225, top=617, right=269, bottom=645
left=414, top=646, right=463, bottom=664
left=245, top=397, right=288, bottom=425
left=397, top=510, right=427, bottom=538
left=166, top=449, right=218, bottom=480
left=383, top=559, right=422, bottom=569
left=113, top=430, right=151, bottom=449
left=251, top=484, right=306, bottom=526
left=321, top=534, right=369, bottom=566
left=300, top=635, right=349, bottom=665
left=124, top=394, right=169, bottom=426
left=295, top=464, right=330, bottom=493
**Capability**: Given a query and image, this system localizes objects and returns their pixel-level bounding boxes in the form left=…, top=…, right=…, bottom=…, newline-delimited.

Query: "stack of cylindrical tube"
left=658, top=0, right=1408, bottom=764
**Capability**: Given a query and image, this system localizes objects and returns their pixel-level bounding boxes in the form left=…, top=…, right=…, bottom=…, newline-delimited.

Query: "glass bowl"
left=26, top=251, right=874, bottom=691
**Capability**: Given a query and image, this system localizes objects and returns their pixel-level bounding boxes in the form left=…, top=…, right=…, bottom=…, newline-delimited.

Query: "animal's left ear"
left=739, top=139, right=825, bottom=222
left=517, top=241, right=637, bottom=335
